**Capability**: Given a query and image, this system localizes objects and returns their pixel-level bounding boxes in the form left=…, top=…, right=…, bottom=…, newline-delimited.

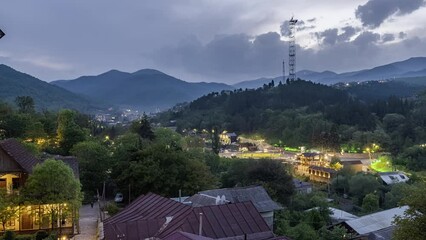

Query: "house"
left=0, top=138, right=79, bottom=235
left=219, top=132, right=238, bottom=145
left=103, top=192, right=290, bottom=240
left=292, top=179, right=312, bottom=194
left=378, top=172, right=409, bottom=185
left=308, top=166, right=336, bottom=183
left=341, top=160, right=364, bottom=173
left=337, top=206, right=408, bottom=239
left=185, top=186, right=282, bottom=229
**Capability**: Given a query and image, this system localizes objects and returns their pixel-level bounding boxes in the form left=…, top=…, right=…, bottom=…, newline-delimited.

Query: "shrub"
left=104, top=202, right=120, bottom=216
left=35, top=230, right=49, bottom=240
left=15, top=235, right=33, bottom=240
left=3, top=231, right=15, bottom=240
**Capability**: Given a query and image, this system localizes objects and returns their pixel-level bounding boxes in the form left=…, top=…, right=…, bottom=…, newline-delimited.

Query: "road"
left=72, top=204, right=99, bottom=240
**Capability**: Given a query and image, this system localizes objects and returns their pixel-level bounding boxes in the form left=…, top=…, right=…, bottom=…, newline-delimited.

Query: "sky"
left=0, top=0, right=426, bottom=83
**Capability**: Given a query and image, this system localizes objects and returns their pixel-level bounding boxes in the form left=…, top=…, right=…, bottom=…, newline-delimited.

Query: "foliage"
left=348, top=174, right=380, bottom=205
left=34, top=230, right=49, bottom=240
left=130, top=114, right=155, bottom=140
left=3, top=231, right=14, bottom=240
left=23, top=159, right=81, bottom=205
left=393, top=182, right=426, bottom=240
left=383, top=183, right=411, bottom=209
left=104, top=202, right=120, bottom=216
left=71, top=141, right=111, bottom=197
left=15, top=96, right=35, bottom=114
left=398, top=146, right=426, bottom=171
left=362, top=193, right=379, bottom=213
left=0, top=190, right=19, bottom=233
left=221, top=159, right=294, bottom=204
left=57, top=109, right=86, bottom=154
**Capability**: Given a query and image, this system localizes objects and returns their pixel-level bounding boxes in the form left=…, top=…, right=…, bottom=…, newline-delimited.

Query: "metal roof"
left=378, top=172, right=409, bottom=185
left=103, top=193, right=280, bottom=240
left=345, top=206, right=408, bottom=235
left=0, top=138, right=41, bottom=173
left=104, top=193, right=192, bottom=225
left=190, top=186, right=282, bottom=213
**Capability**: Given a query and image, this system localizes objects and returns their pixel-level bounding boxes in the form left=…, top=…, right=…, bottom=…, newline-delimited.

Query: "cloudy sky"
left=0, top=0, right=426, bottom=83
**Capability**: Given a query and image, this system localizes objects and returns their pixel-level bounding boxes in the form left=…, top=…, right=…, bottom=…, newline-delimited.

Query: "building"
left=185, top=186, right=282, bottom=229
left=219, top=132, right=238, bottom=145
left=103, top=192, right=290, bottom=240
left=341, top=160, right=364, bottom=173
left=0, top=138, right=79, bottom=235
left=378, top=172, right=409, bottom=185
left=308, top=166, right=336, bottom=183
left=292, top=179, right=312, bottom=194
left=337, top=206, right=408, bottom=239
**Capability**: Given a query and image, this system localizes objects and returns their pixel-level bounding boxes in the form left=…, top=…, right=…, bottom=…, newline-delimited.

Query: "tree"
left=57, top=109, right=86, bottom=154
left=15, top=96, right=35, bottom=114
left=362, top=193, right=379, bottom=213
left=393, top=182, right=426, bottom=240
left=22, top=159, right=81, bottom=229
left=130, top=114, right=155, bottom=140
left=0, top=190, right=19, bottom=233
left=71, top=141, right=111, bottom=197
left=348, top=174, right=380, bottom=205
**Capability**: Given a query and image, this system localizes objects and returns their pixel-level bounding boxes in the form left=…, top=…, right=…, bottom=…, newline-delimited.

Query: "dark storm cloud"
left=382, top=33, right=395, bottom=42
left=153, top=32, right=286, bottom=80
left=353, top=31, right=381, bottom=47
left=280, top=19, right=315, bottom=37
left=399, top=32, right=408, bottom=39
left=315, top=26, right=360, bottom=45
left=356, top=0, right=426, bottom=28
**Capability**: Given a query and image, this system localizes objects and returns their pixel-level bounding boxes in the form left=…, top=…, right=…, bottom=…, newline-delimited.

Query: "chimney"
left=198, top=212, right=203, bottom=236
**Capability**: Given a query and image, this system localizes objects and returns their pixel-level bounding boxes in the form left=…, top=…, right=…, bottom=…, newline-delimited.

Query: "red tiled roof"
left=0, top=138, right=41, bottom=173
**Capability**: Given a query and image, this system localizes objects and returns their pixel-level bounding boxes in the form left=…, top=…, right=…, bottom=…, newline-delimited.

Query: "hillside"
left=52, top=69, right=234, bottom=111
left=0, top=65, right=102, bottom=112
left=233, top=57, right=426, bottom=88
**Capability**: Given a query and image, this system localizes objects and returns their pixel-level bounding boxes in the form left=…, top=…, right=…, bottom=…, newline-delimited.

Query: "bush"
left=104, top=202, right=120, bottom=216
left=15, top=235, right=33, bottom=240
left=35, top=230, right=49, bottom=240
left=3, top=231, right=15, bottom=240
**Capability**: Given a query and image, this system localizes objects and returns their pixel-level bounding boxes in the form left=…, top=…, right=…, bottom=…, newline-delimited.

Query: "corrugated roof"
left=190, top=186, right=282, bottom=213
left=367, top=226, right=395, bottom=240
left=159, top=201, right=273, bottom=239
left=103, top=193, right=281, bottom=240
left=0, top=138, right=41, bottom=173
left=345, top=206, right=408, bottom=235
left=104, top=193, right=192, bottom=225
left=378, top=172, right=409, bottom=185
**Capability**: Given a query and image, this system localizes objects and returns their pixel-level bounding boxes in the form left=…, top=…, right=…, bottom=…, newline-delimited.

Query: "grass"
left=370, top=159, right=392, bottom=172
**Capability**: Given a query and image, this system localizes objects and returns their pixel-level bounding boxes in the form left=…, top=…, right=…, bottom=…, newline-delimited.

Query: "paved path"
left=72, top=203, right=99, bottom=240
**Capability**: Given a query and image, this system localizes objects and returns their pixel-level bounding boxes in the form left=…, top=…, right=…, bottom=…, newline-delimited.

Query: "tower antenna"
left=288, top=17, right=298, bottom=81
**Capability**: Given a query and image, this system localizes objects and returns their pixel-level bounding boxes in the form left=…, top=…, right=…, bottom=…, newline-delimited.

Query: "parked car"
left=114, top=193, right=123, bottom=203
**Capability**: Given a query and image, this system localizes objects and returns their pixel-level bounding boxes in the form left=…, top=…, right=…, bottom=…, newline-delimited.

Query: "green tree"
left=130, top=114, right=155, bottom=140
left=57, top=109, right=86, bottom=154
left=22, top=159, right=81, bottom=229
left=71, top=141, right=111, bottom=197
left=393, top=182, right=426, bottom=240
left=15, top=96, right=35, bottom=114
left=0, top=190, right=19, bottom=233
left=287, top=223, right=318, bottom=240
left=348, top=174, right=380, bottom=205
left=362, top=193, right=379, bottom=213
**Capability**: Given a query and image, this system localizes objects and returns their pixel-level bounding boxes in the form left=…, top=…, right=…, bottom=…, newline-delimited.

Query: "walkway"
left=72, top=203, right=99, bottom=240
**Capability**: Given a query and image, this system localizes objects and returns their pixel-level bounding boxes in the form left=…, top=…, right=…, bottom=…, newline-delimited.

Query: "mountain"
left=233, top=57, right=426, bottom=88
left=52, top=69, right=234, bottom=111
left=0, top=64, right=102, bottom=112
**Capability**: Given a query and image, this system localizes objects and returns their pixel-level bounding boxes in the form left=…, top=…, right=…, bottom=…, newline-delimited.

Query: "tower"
left=282, top=60, right=285, bottom=83
left=288, top=17, right=298, bottom=81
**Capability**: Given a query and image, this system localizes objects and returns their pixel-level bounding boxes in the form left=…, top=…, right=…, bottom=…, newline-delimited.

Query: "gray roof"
left=345, top=206, right=408, bottom=235
left=379, top=172, right=409, bottom=185
left=292, top=179, right=312, bottom=189
left=368, top=226, right=395, bottom=240
left=189, top=186, right=282, bottom=213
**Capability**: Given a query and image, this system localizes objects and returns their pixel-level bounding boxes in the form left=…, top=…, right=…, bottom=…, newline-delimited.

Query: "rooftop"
left=344, top=206, right=408, bottom=235
left=0, top=138, right=41, bottom=173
